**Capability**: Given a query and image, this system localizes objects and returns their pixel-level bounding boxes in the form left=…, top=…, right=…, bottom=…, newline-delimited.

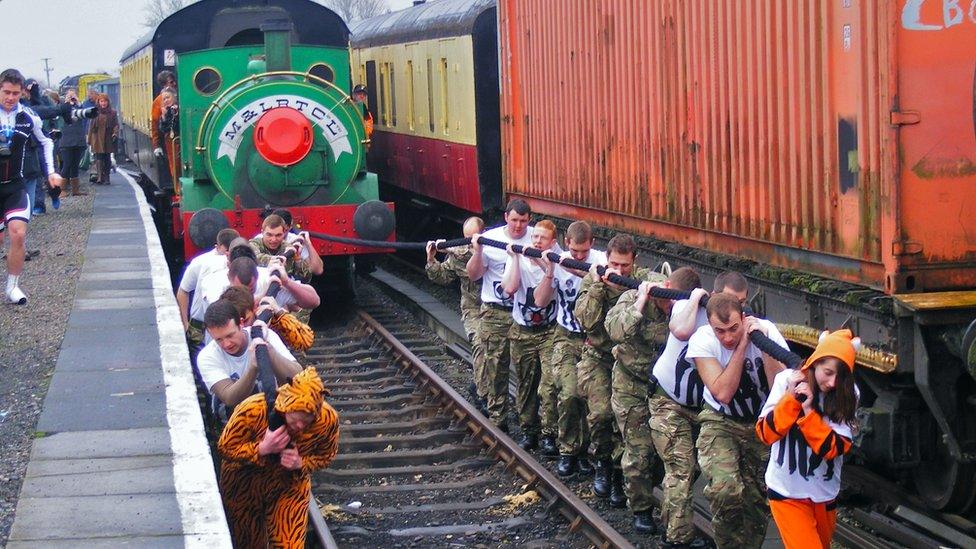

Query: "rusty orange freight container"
left=499, top=0, right=976, bottom=294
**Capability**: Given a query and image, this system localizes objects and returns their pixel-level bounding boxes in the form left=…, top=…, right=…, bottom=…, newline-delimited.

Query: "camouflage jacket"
left=249, top=237, right=312, bottom=283
left=425, top=248, right=481, bottom=315
left=575, top=266, right=649, bottom=356
left=605, top=272, right=670, bottom=381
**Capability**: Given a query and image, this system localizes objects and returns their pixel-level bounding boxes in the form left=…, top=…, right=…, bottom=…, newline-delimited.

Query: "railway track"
left=361, top=258, right=976, bottom=548
left=305, top=306, right=632, bottom=548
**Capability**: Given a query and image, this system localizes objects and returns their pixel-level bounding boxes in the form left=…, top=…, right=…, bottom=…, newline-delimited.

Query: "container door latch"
left=890, top=110, right=921, bottom=126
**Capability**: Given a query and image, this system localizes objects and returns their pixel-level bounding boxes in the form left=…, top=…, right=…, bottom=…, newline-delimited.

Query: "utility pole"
left=41, top=58, right=53, bottom=88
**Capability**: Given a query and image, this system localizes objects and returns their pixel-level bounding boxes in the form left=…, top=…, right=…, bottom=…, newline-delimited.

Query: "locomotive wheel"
left=913, top=410, right=976, bottom=512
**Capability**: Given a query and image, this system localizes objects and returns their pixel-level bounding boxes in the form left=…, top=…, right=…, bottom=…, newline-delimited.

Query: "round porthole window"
left=194, top=68, right=222, bottom=95
left=308, top=64, right=335, bottom=85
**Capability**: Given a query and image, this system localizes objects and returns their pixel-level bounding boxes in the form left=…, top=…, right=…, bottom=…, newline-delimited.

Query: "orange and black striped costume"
left=755, top=329, right=858, bottom=549
left=217, top=367, right=339, bottom=548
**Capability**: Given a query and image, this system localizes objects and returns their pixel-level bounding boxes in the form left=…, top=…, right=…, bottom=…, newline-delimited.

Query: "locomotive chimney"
left=261, top=19, right=293, bottom=73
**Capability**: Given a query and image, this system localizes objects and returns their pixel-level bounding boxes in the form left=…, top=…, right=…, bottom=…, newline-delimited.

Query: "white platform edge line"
left=121, top=172, right=233, bottom=547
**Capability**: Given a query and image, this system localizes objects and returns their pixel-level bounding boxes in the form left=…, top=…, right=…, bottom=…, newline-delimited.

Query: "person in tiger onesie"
left=217, top=366, right=339, bottom=548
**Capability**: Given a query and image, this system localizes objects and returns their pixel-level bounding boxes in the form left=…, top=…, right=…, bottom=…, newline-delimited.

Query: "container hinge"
left=890, top=110, right=921, bottom=125
left=892, top=240, right=923, bottom=255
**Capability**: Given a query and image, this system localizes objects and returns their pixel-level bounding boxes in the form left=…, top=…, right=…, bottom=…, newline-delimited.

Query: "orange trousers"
left=769, top=497, right=836, bottom=549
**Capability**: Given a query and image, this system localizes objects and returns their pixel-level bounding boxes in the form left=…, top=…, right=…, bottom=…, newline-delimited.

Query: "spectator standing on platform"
left=20, top=80, right=53, bottom=216
left=0, top=68, right=61, bottom=304
left=756, top=329, right=860, bottom=549
left=425, top=216, right=485, bottom=407
left=218, top=366, right=339, bottom=548
left=87, top=94, right=117, bottom=185
left=58, top=89, right=87, bottom=197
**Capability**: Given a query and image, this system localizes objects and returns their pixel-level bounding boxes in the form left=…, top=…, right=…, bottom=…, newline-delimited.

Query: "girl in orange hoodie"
left=755, top=329, right=860, bottom=548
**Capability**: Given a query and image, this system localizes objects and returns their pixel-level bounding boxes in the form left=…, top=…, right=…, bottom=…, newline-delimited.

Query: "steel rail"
left=355, top=309, right=634, bottom=549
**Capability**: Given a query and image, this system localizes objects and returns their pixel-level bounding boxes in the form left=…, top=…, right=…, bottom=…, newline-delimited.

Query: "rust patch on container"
left=911, top=155, right=976, bottom=179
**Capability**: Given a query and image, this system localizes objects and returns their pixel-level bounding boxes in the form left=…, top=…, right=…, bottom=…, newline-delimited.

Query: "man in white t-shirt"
left=197, top=299, right=303, bottom=422
left=686, top=292, right=787, bottom=549
left=177, top=228, right=240, bottom=349
left=254, top=257, right=321, bottom=313
left=199, top=257, right=262, bottom=318
left=500, top=220, right=558, bottom=450
left=648, top=270, right=750, bottom=548
left=534, top=221, right=605, bottom=476
left=467, top=198, right=533, bottom=431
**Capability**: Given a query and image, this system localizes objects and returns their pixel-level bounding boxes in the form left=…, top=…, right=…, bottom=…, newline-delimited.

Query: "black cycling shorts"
left=0, top=180, right=31, bottom=232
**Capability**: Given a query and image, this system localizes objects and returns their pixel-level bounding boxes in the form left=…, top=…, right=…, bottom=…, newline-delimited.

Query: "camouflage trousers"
left=611, top=367, right=656, bottom=513
left=509, top=323, right=554, bottom=436
left=540, top=326, right=588, bottom=454
left=649, top=393, right=701, bottom=544
left=462, top=307, right=487, bottom=400
left=577, top=345, right=619, bottom=461
left=696, top=407, right=770, bottom=549
left=480, top=306, right=514, bottom=426
left=186, top=321, right=204, bottom=356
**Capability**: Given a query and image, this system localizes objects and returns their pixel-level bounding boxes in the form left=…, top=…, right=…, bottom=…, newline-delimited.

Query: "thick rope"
left=305, top=231, right=803, bottom=366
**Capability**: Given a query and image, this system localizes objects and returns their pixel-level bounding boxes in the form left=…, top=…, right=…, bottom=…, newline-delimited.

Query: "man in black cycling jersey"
left=0, top=68, right=62, bottom=304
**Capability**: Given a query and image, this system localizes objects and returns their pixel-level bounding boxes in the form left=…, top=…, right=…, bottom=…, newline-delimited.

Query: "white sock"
left=7, top=274, right=19, bottom=291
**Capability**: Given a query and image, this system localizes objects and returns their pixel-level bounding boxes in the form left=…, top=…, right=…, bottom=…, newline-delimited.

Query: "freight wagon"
left=497, top=0, right=976, bottom=512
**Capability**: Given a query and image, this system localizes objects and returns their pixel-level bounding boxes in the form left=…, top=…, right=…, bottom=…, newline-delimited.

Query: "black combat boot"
left=556, top=454, right=578, bottom=477
left=540, top=435, right=559, bottom=456
left=592, top=459, right=611, bottom=497
left=608, top=468, right=627, bottom=508
left=577, top=454, right=594, bottom=475
left=632, top=509, right=657, bottom=534
left=518, top=433, right=538, bottom=450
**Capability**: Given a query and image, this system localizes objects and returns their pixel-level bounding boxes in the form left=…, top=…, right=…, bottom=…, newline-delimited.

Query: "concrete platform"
left=7, top=172, right=231, bottom=548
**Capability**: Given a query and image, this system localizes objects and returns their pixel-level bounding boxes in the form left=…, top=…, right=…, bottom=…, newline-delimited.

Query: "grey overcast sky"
left=4, top=0, right=417, bottom=88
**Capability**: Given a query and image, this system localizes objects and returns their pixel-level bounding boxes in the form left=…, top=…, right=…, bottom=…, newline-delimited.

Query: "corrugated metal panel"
left=501, top=0, right=976, bottom=293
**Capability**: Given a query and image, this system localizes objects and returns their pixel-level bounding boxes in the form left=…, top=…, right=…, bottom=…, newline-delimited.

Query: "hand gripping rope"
left=304, top=231, right=806, bottom=372
left=250, top=247, right=298, bottom=455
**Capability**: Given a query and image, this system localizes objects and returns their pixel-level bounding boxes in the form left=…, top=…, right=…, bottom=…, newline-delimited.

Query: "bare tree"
left=143, top=0, right=193, bottom=28
left=319, top=0, right=390, bottom=23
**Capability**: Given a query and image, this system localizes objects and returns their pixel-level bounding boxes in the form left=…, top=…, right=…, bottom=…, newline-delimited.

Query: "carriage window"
left=377, top=64, right=387, bottom=126
left=406, top=60, right=415, bottom=131
left=194, top=68, right=222, bottom=95
left=426, top=58, right=434, bottom=133
left=308, top=63, right=335, bottom=85
left=388, top=64, right=397, bottom=127
left=439, top=58, right=448, bottom=134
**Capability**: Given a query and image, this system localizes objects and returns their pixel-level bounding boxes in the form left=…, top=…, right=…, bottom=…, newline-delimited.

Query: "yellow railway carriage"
left=350, top=0, right=501, bottom=215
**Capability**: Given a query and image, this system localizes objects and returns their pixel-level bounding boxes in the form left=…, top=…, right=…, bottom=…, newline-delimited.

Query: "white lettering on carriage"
left=216, top=95, right=352, bottom=165
left=901, top=0, right=976, bottom=30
